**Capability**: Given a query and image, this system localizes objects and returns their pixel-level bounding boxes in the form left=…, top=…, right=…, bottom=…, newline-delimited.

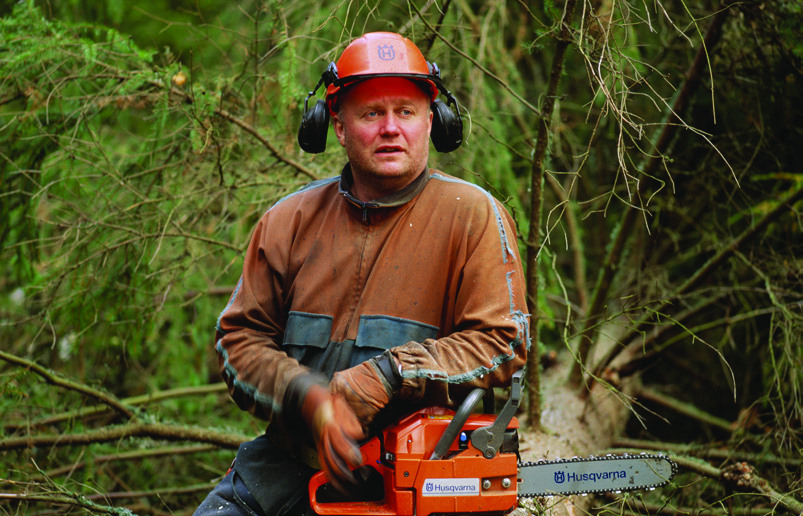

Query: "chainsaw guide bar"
left=516, top=452, right=678, bottom=498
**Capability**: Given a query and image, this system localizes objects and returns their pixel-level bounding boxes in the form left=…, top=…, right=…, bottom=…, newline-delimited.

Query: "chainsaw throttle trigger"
left=470, top=370, right=522, bottom=459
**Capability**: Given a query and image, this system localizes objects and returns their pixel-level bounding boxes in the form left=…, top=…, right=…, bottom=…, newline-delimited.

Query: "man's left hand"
left=330, top=352, right=401, bottom=428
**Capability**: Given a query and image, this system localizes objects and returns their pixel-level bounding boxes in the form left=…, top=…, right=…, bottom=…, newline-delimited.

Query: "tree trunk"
left=516, top=351, right=636, bottom=515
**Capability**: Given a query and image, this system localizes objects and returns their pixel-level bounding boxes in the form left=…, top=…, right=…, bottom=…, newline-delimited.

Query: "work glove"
left=330, top=350, right=402, bottom=429
left=285, top=374, right=365, bottom=494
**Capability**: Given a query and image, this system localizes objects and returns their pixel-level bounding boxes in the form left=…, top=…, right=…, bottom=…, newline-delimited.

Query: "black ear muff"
left=298, top=64, right=339, bottom=154
left=430, top=97, right=463, bottom=153
left=298, top=98, right=330, bottom=154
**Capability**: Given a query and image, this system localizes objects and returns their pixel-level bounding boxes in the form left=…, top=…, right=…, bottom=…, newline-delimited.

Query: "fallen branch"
left=6, top=383, right=228, bottom=430
left=611, top=438, right=802, bottom=467
left=606, top=452, right=803, bottom=515
left=601, top=185, right=803, bottom=373
left=721, top=462, right=803, bottom=514
left=39, top=445, right=220, bottom=479
left=0, top=350, right=136, bottom=421
left=600, top=492, right=766, bottom=516
left=85, top=483, right=215, bottom=501
left=596, top=293, right=728, bottom=378
left=637, top=387, right=733, bottom=433
left=0, top=492, right=135, bottom=516
left=0, top=422, right=249, bottom=452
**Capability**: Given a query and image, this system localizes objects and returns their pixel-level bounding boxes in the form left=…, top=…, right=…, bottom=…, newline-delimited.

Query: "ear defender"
left=430, top=96, right=463, bottom=153
left=298, top=96, right=330, bottom=154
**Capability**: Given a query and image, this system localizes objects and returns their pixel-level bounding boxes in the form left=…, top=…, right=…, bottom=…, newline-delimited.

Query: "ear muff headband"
left=297, top=62, right=463, bottom=154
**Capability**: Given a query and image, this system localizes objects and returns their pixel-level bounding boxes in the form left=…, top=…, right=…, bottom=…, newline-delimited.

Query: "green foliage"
left=1, top=0, right=802, bottom=514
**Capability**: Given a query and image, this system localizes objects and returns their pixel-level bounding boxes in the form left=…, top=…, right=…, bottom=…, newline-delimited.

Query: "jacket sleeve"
left=214, top=211, right=308, bottom=422
left=390, top=194, right=530, bottom=407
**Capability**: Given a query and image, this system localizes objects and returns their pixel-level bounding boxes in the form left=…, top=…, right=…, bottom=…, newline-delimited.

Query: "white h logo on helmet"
left=377, top=44, right=395, bottom=61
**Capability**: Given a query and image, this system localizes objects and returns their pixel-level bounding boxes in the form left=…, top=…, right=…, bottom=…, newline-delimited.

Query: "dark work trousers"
left=192, top=434, right=316, bottom=516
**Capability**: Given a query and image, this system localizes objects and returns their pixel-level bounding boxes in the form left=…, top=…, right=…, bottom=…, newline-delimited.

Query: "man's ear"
left=333, top=116, right=347, bottom=148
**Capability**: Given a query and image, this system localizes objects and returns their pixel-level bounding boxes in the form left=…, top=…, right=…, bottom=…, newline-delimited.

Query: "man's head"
left=298, top=32, right=463, bottom=157
left=334, top=76, right=433, bottom=201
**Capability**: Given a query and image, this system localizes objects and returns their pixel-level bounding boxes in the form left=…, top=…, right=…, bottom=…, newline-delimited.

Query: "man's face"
left=334, top=77, right=433, bottom=201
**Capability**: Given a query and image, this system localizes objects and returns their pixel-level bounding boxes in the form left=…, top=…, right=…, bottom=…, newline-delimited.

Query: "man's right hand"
left=300, top=383, right=365, bottom=494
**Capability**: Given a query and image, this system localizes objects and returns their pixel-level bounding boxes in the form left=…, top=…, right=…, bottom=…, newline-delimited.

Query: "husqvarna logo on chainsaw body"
left=422, top=478, right=479, bottom=496
left=377, top=44, right=395, bottom=60
left=554, top=471, right=566, bottom=484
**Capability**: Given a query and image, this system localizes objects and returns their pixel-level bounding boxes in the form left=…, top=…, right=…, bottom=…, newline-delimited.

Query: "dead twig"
left=571, top=8, right=731, bottom=386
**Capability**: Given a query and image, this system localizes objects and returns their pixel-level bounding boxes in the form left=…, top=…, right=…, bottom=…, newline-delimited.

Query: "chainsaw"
left=309, top=371, right=677, bottom=515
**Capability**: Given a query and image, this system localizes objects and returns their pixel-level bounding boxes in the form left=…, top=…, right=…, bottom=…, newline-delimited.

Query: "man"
left=193, top=32, right=529, bottom=516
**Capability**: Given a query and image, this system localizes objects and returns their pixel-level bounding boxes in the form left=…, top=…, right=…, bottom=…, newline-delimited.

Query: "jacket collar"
left=338, top=163, right=430, bottom=211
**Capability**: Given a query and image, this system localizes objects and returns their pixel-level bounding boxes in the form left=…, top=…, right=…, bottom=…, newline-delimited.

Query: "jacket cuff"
left=372, top=350, right=403, bottom=394
left=389, top=343, right=427, bottom=402
left=282, top=372, right=328, bottom=427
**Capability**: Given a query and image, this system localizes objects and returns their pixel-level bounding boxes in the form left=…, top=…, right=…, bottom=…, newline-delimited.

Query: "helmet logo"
left=377, top=44, right=396, bottom=61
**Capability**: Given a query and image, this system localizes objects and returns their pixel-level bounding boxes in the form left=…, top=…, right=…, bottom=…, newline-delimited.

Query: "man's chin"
left=365, top=165, right=409, bottom=179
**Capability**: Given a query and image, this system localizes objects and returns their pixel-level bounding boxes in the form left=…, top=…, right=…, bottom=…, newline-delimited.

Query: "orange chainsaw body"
left=309, top=406, right=520, bottom=516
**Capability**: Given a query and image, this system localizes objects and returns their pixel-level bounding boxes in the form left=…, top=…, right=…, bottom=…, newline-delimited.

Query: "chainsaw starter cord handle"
left=429, top=387, right=485, bottom=460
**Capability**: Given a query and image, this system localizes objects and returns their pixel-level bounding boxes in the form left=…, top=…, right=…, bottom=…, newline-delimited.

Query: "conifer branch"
left=165, top=85, right=320, bottom=182
left=637, top=387, right=733, bottom=432
left=0, top=493, right=135, bottom=516
left=612, top=438, right=803, bottom=467
left=0, top=422, right=249, bottom=451
left=6, top=383, right=229, bottom=430
left=0, top=350, right=136, bottom=421
left=39, top=445, right=221, bottom=479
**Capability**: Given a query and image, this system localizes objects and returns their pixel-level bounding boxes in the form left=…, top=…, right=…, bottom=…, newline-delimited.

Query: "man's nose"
left=380, top=113, right=401, bottom=135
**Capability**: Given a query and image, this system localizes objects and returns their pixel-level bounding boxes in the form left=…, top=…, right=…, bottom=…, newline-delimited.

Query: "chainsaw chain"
left=516, top=452, right=678, bottom=498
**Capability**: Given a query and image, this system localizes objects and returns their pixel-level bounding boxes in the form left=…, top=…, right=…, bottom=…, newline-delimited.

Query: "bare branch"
left=409, top=2, right=541, bottom=116
left=570, top=8, right=731, bottom=386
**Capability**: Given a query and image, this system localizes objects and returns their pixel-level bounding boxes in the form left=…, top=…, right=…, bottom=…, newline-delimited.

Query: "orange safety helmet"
left=298, top=32, right=463, bottom=154
left=324, top=32, right=439, bottom=115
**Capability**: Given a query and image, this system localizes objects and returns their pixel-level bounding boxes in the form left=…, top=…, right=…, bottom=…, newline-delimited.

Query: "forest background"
left=1, top=0, right=801, bottom=515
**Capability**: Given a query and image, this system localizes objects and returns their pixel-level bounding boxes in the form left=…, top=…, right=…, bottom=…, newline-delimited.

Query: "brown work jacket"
left=215, top=165, right=529, bottom=429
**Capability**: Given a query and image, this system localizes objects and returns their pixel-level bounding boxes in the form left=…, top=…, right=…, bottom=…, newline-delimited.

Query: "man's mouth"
left=376, top=146, right=403, bottom=154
